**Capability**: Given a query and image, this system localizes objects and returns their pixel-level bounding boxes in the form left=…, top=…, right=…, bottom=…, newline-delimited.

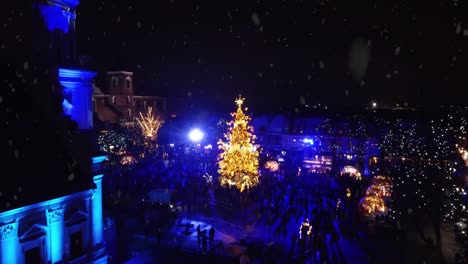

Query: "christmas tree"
left=138, top=106, right=164, bottom=141
left=217, top=96, right=260, bottom=192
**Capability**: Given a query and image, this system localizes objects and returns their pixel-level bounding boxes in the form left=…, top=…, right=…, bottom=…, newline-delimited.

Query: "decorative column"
left=90, top=155, right=108, bottom=263
left=92, top=174, right=104, bottom=247
left=59, top=68, right=97, bottom=129
left=46, top=209, right=64, bottom=263
left=91, top=174, right=107, bottom=263
left=0, top=222, right=19, bottom=264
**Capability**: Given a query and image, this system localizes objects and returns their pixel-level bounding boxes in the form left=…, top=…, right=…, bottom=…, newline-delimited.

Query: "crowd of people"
left=100, top=143, right=462, bottom=263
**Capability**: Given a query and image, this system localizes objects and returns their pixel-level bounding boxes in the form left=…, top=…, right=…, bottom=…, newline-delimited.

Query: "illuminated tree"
left=217, top=96, right=260, bottom=192
left=137, top=107, right=164, bottom=141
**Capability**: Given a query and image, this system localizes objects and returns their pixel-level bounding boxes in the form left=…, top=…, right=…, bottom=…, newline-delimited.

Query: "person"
left=197, top=224, right=201, bottom=241
left=201, top=230, right=207, bottom=253
left=209, top=226, right=215, bottom=243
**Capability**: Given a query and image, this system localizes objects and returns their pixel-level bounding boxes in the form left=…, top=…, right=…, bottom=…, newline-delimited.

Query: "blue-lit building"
left=0, top=157, right=108, bottom=264
left=0, top=0, right=109, bottom=263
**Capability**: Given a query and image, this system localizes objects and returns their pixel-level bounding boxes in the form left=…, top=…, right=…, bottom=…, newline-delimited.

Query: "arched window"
left=111, top=77, right=117, bottom=89
left=127, top=96, right=131, bottom=104
left=112, top=96, right=116, bottom=104
left=127, top=108, right=132, bottom=117
left=126, top=77, right=131, bottom=89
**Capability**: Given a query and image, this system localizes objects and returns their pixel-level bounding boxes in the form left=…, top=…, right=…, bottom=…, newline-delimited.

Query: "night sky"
left=3, top=0, right=468, bottom=112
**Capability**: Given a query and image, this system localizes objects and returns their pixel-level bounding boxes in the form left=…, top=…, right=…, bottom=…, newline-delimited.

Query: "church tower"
left=106, top=71, right=135, bottom=119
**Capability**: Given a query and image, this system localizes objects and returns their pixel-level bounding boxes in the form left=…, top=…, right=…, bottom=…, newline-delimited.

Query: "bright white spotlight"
left=188, top=128, right=204, bottom=142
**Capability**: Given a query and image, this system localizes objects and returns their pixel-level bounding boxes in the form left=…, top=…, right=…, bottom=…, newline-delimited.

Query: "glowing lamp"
left=188, top=128, right=204, bottom=142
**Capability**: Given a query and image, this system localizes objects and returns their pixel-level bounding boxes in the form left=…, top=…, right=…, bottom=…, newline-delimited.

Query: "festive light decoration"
left=299, top=219, right=312, bottom=239
left=264, top=160, right=280, bottom=172
left=203, top=173, right=213, bottom=184
left=137, top=107, right=164, bottom=141
left=346, top=188, right=351, bottom=198
left=217, top=95, right=260, bottom=192
left=340, top=166, right=362, bottom=180
left=457, top=145, right=468, bottom=166
left=367, top=175, right=393, bottom=198
left=358, top=196, right=388, bottom=218
left=97, top=125, right=145, bottom=156
left=120, top=155, right=137, bottom=165
left=366, top=184, right=391, bottom=199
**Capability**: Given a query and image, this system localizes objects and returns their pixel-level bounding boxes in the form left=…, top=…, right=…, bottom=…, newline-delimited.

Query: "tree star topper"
left=235, top=95, right=245, bottom=108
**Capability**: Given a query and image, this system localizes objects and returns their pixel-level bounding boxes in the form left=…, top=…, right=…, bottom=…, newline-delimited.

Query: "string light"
left=217, top=95, right=260, bottom=192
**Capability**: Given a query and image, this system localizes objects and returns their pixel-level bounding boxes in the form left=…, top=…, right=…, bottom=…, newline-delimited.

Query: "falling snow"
left=456, top=23, right=461, bottom=34
left=251, top=13, right=260, bottom=26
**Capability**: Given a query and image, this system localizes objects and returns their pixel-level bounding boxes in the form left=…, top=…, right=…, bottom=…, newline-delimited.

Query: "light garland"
left=137, top=107, right=164, bottom=141
left=217, top=95, right=260, bottom=192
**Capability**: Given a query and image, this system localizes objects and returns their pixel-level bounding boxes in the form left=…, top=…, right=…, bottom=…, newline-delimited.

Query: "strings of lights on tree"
left=217, top=96, right=260, bottom=192
left=137, top=106, right=165, bottom=141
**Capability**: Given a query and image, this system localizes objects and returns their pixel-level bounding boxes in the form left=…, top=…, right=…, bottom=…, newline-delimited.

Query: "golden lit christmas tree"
left=137, top=107, right=164, bottom=141
left=217, top=95, right=260, bottom=192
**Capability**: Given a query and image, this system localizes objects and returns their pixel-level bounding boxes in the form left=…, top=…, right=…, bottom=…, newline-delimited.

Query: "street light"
left=188, top=128, right=204, bottom=143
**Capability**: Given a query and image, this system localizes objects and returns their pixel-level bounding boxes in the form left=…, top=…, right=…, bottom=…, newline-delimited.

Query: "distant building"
left=93, top=71, right=167, bottom=124
left=251, top=111, right=386, bottom=176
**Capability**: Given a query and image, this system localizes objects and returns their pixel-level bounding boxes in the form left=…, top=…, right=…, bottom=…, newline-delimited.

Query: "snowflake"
left=68, top=173, right=75, bottom=181
left=251, top=13, right=261, bottom=26
left=456, top=23, right=461, bottom=34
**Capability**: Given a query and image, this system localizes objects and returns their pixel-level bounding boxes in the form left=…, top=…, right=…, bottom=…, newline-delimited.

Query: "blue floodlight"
left=188, top=128, right=204, bottom=143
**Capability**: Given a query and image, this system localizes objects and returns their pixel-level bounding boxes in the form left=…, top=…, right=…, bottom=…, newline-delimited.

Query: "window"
left=127, top=108, right=132, bottom=117
left=25, top=247, right=42, bottom=264
left=127, top=96, right=131, bottom=104
left=112, top=96, right=116, bottom=104
left=111, top=77, right=117, bottom=89
left=70, top=231, right=84, bottom=259
left=126, top=77, right=131, bottom=89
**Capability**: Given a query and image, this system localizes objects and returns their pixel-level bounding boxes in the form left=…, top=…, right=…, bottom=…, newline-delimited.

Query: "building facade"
left=93, top=71, right=167, bottom=124
left=0, top=157, right=108, bottom=264
left=0, top=0, right=110, bottom=263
